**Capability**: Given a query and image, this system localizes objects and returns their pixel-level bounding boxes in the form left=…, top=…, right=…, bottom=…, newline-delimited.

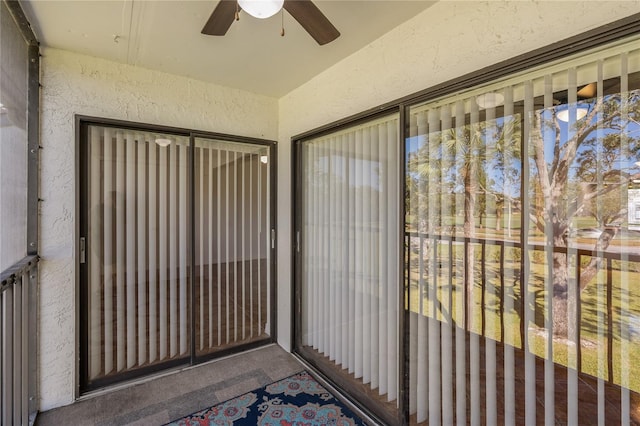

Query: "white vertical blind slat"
left=468, top=99, right=481, bottom=426
left=329, top=137, right=336, bottom=361
left=566, top=67, right=580, bottom=426
left=158, top=142, right=168, bottom=360
left=217, top=148, right=222, bottom=346
left=126, top=132, right=136, bottom=369
left=362, top=127, right=372, bottom=385
left=137, top=135, right=147, bottom=366
left=428, top=108, right=441, bottom=425
left=208, top=148, right=215, bottom=348
left=257, top=150, right=262, bottom=340
left=169, top=141, right=178, bottom=357
left=619, top=52, right=631, bottom=426
left=207, top=146, right=214, bottom=348
left=199, top=146, right=204, bottom=350
left=341, top=133, right=350, bottom=367
left=89, top=127, right=101, bottom=379
left=225, top=149, right=230, bottom=344
left=233, top=151, right=238, bottom=343
left=502, top=87, right=515, bottom=426
left=249, top=154, right=253, bottom=338
left=543, top=73, right=556, bottom=426
left=348, top=130, right=356, bottom=374
left=115, top=131, right=126, bottom=371
left=179, top=142, right=188, bottom=355
left=148, top=141, right=157, bottom=363
left=440, top=107, right=453, bottom=426
left=241, top=155, right=246, bottom=340
left=316, top=144, right=329, bottom=354
left=523, top=80, right=537, bottom=426
left=387, top=119, right=398, bottom=402
left=103, top=128, right=114, bottom=375
left=453, top=100, right=467, bottom=426
left=370, top=126, right=380, bottom=390
left=595, top=60, right=606, bottom=426
left=377, top=123, right=388, bottom=395
left=483, top=103, right=497, bottom=426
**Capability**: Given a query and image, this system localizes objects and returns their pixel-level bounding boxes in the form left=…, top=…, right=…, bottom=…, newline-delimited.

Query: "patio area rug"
left=164, top=370, right=367, bottom=425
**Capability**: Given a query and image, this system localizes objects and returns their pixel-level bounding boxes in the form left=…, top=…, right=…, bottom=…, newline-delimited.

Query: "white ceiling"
left=21, top=0, right=435, bottom=98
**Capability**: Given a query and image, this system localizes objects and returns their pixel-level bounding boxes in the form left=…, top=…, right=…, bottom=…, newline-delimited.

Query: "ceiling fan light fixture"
left=476, top=92, right=504, bottom=109
left=556, top=105, right=588, bottom=122
left=155, top=138, right=172, bottom=147
left=238, top=0, right=284, bottom=19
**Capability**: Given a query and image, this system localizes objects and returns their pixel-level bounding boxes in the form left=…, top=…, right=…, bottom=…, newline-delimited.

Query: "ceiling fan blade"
left=202, top=0, right=237, bottom=36
left=284, top=0, right=340, bottom=45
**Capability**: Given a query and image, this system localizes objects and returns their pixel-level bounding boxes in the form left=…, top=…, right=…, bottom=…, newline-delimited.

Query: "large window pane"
left=86, top=127, right=192, bottom=384
left=193, top=137, right=272, bottom=356
left=297, top=113, right=400, bottom=423
left=406, top=38, right=640, bottom=424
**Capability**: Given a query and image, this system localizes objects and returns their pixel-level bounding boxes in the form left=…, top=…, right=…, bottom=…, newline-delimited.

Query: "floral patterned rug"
left=165, top=371, right=367, bottom=425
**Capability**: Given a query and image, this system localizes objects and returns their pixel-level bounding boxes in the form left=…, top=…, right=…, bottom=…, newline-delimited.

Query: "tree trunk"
left=552, top=250, right=571, bottom=337
left=552, top=227, right=619, bottom=337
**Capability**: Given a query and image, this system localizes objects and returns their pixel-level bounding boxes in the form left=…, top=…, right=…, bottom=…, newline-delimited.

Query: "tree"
left=529, top=90, right=640, bottom=337
left=408, top=114, right=521, bottom=329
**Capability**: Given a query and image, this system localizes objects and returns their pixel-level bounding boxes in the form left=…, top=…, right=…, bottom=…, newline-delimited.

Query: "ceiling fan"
left=201, top=0, right=340, bottom=45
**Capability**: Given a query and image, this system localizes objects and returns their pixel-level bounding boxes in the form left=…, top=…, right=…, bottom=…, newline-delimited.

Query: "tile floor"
left=35, top=345, right=306, bottom=426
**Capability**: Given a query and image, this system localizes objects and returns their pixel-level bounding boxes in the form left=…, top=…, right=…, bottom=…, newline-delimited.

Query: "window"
left=406, top=36, right=640, bottom=424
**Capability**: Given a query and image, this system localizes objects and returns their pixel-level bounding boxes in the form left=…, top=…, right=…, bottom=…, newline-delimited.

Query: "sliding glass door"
left=79, top=121, right=275, bottom=391
left=295, top=113, right=401, bottom=424
left=405, top=39, right=640, bottom=425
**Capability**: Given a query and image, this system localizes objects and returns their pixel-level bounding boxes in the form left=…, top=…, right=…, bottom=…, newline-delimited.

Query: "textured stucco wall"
left=38, top=47, right=278, bottom=410
left=275, top=1, right=640, bottom=351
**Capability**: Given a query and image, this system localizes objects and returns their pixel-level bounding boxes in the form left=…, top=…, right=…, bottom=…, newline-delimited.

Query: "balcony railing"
left=1, top=255, right=39, bottom=425
left=405, top=231, right=640, bottom=388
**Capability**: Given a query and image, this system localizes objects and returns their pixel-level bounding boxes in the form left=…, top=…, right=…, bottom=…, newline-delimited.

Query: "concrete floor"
left=35, top=345, right=305, bottom=426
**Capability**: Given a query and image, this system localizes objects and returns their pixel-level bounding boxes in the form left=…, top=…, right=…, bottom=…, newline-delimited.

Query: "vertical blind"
left=300, top=114, right=400, bottom=414
left=193, top=138, right=271, bottom=356
left=406, top=39, right=640, bottom=424
left=88, top=128, right=191, bottom=379
left=86, top=127, right=273, bottom=384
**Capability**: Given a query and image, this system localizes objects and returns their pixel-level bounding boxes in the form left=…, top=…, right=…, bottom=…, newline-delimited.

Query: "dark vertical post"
left=499, top=242, right=505, bottom=342
left=576, top=253, right=582, bottom=373
left=399, top=104, right=409, bottom=426
left=607, top=257, right=614, bottom=383
left=481, top=242, right=486, bottom=337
